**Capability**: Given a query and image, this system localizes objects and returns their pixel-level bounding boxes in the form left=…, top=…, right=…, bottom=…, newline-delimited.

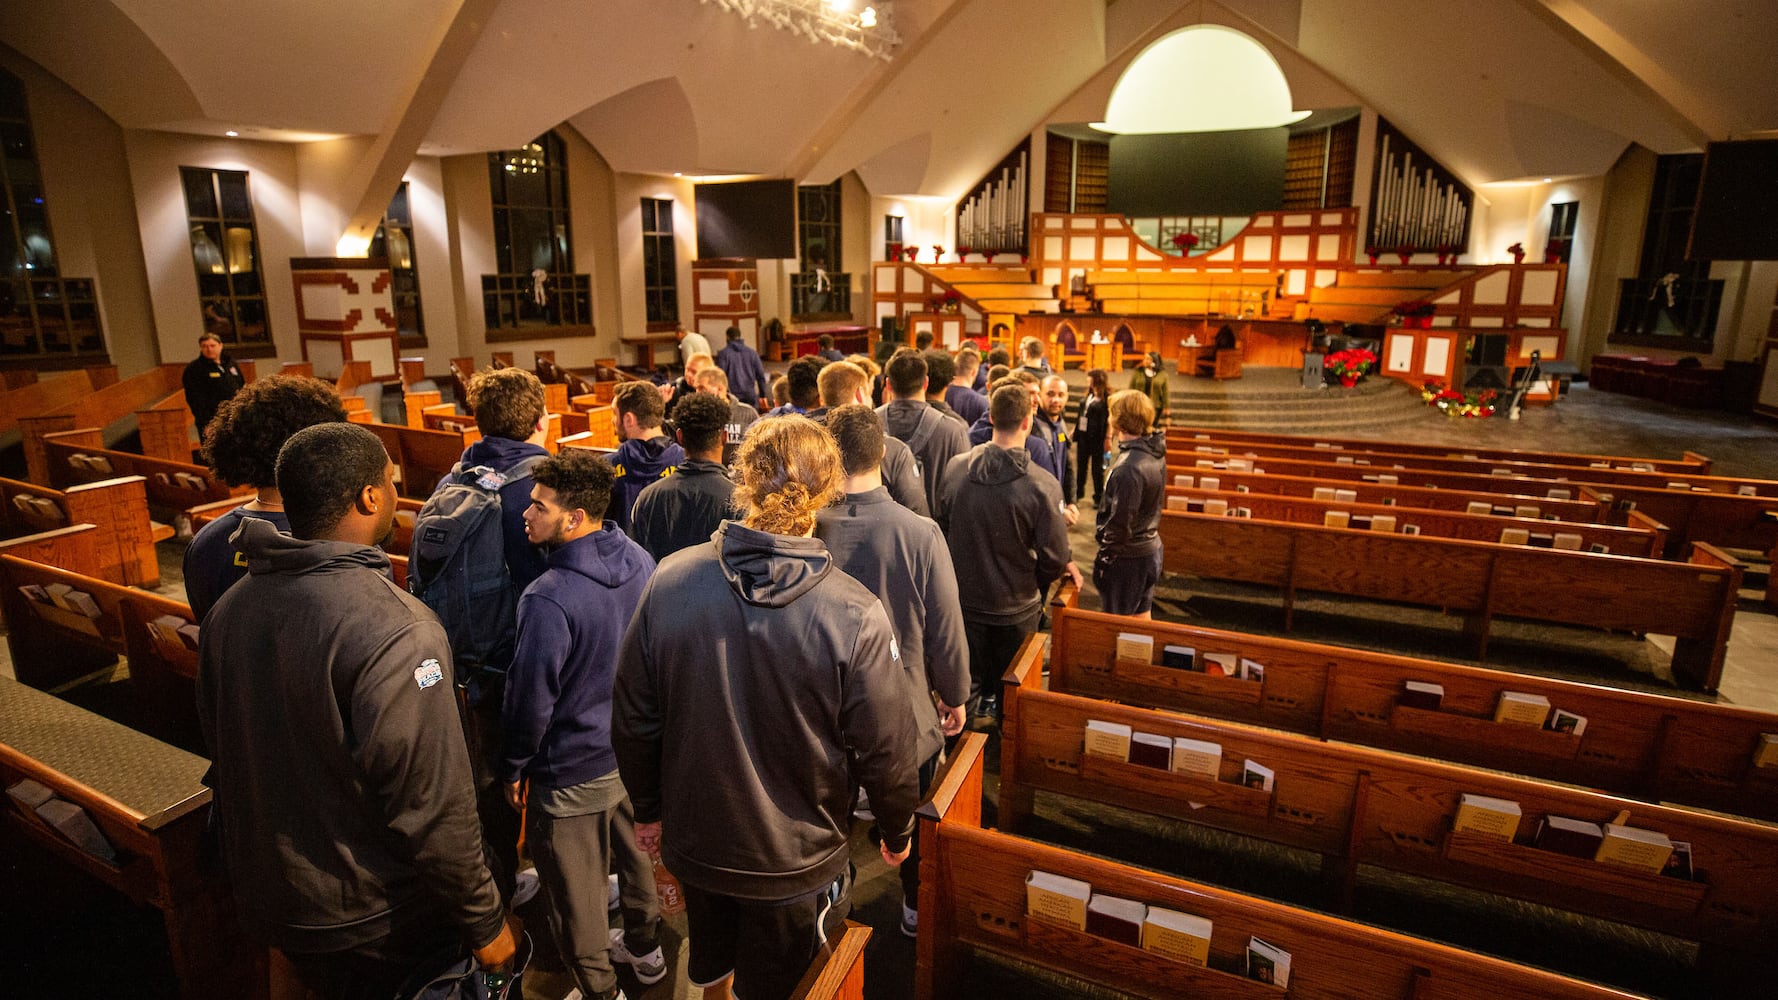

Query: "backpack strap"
left=904, top=405, right=946, bottom=455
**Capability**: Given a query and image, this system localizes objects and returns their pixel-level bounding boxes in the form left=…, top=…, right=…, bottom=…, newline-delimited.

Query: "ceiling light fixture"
left=700, top=0, right=900, bottom=60
left=1092, top=25, right=1308, bottom=134
left=225, top=130, right=239, bottom=137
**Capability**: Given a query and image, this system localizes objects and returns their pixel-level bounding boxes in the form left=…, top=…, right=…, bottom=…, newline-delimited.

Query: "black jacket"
left=1096, top=432, right=1166, bottom=558
left=815, top=488, right=969, bottom=764
left=630, top=458, right=736, bottom=563
left=1032, top=409, right=1074, bottom=504
left=613, top=522, right=920, bottom=901
left=936, top=443, right=1071, bottom=624
left=1075, top=393, right=1109, bottom=452
left=807, top=406, right=929, bottom=518
left=182, top=354, right=244, bottom=435
left=197, top=519, right=503, bottom=955
left=879, top=400, right=970, bottom=516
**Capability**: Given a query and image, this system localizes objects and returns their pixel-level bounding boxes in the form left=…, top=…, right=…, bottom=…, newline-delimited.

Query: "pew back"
left=43, top=430, right=245, bottom=514
left=0, top=473, right=166, bottom=587
left=1167, top=426, right=1710, bottom=475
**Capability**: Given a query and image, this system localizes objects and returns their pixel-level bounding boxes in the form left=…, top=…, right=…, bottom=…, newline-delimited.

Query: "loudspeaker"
left=1469, top=333, right=1508, bottom=367
left=1464, top=366, right=1508, bottom=390
left=1302, top=352, right=1326, bottom=390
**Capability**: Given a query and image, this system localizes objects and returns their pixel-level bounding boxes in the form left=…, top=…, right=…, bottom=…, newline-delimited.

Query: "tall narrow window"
left=883, top=214, right=903, bottom=255
left=0, top=68, right=104, bottom=362
left=483, top=132, right=591, bottom=332
left=795, top=180, right=846, bottom=318
left=641, top=198, right=677, bottom=327
left=1545, top=201, right=1578, bottom=264
left=370, top=182, right=425, bottom=346
left=181, top=166, right=271, bottom=350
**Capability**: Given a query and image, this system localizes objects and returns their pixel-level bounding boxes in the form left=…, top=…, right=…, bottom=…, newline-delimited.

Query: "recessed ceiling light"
left=1543, top=177, right=1552, bottom=183
left=674, top=172, right=683, bottom=177
left=225, top=130, right=239, bottom=137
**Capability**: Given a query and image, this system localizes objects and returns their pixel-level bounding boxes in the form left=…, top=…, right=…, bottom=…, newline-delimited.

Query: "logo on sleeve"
left=414, top=658, right=444, bottom=689
left=889, top=638, right=900, bottom=662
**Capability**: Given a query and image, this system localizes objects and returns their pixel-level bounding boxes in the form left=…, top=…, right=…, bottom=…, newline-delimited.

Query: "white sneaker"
left=607, top=872, right=620, bottom=913
left=852, top=789, right=874, bottom=822
left=512, top=867, right=541, bottom=908
left=900, top=901, right=918, bottom=938
left=608, top=927, right=667, bottom=985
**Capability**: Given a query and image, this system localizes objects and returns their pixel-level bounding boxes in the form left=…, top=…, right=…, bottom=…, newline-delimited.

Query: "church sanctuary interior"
left=4, top=1, right=1778, bottom=998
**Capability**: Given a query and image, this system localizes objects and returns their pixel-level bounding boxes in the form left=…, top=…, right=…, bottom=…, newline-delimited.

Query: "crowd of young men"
left=192, top=337, right=1166, bottom=1000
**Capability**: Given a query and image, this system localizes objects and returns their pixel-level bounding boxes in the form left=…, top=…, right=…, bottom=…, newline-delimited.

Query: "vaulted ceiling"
left=3, top=0, right=1774, bottom=197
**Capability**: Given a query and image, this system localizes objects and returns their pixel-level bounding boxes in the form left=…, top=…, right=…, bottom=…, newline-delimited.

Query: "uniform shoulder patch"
left=414, top=658, right=444, bottom=689
left=888, top=637, right=900, bottom=662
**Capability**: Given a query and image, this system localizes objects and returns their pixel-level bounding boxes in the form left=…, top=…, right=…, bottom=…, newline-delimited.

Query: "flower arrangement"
left=1507, top=242, right=1525, bottom=263
left=931, top=245, right=944, bottom=262
left=1170, top=232, right=1200, bottom=255
left=941, top=288, right=962, bottom=311
left=1325, top=347, right=1377, bottom=386
left=1421, top=381, right=1498, bottom=417
left=903, top=245, right=920, bottom=262
left=956, top=246, right=971, bottom=262
left=1365, top=244, right=1381, bottom=264
left=1392, top=300, right=1436, bottom=324
left=886, top=242, right=903, bottom=261
left=1435, top=243, right=1457, bottom=265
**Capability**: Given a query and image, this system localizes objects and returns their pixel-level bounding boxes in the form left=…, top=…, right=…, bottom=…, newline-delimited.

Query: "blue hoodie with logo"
left=607, top=434, right=685, bottom=534
left=499, top=525, right=655, bottom=791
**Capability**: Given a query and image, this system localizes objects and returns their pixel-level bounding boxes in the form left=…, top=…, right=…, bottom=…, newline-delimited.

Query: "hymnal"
left=1202, top=653, right=1237, bottom=677
left=1498, top=527, right=1530, bottom=546
left=1239, top=658, right=1266, bottom=683
left=35, top=799, right=117, bottom=862
left=1166, top=496, right=1189, bottom=511
left=1174, top=475, right=1194, bottom=488
left=1323, top=510, right=1350, bottom=529
left=1547, top=488, right=1572, bottom=500
left=1025, top=871, right=1091, bottom=930
left=1466, top=501, right=1493, bottom=515
left=1663, top=841, right=1694, bottom=880
left=1402, top=523, right=1421, bottom=535
left=1116, top=632, right=1155, bottom=664
left=1552, top=532, right=1584, bottom=550
left=1336, top=455, right=1355, bottom=464
left=1491, top=468, right=1513, bottom=477
left=1370, top=514, right=1397, bottom=532
left=1400, top=681, right=1444, bottom=711
left=1595, top=823, right=1673, bottom=872
left=1453, top=794, right=1521, bottom=841
left=1200, top=477, right=1220, bottom=491
left=1666, top=481, right=1690, bottom=490
left=1514, top=505, right=1540, bottom=518
left=1312, top=487, right=1336, bottom=501
left=1548, top=710, right=1587, bottom=736
left=1241, top=759, right=1275, bottom=792
left=1381, top=496, right=1397, bottom=506
left=1535, top=815, right=1604, bottom=858
left=1234, top=507, right=1252, bottom=518
left=1172, top=738, right=1222, bottom=780
left=1377, top=474, right=1399, bottom=485
left=1754, top=733, right=1778, bottom=768
left=1494, top=692, right=1551, bottom=727
left=1333, top=488, right=1357, bottom=502
left=1738, top=484, right=1758, bottom=496
left=6, top=778, right=53, bottom=810
left=1085, top=893, right=1147, bottom=947
left=1203, top=498, right=1229, bottom=516
left=1129, top=732, right=1172, bottom=770
left=1143, top=907, right=1212, bottom=966
left=1084, top=721, right=1133, bottom=761
left=1589, top=542, right=1609, bottom=554
left=1228, top=459, right=1251, bottom=472
left=1161, top=645, right=1197, bottom=671
left=1245, top=936, right=1292, bottom=987
left=1235, top=484, right=1250, bottom=493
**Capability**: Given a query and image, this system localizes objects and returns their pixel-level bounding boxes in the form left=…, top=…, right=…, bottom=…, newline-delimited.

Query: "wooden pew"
left=0, top=367, right=96, bottom=436
left=1163, top=483, right=1665, bottom=556
left=1158, top=509, right=1741, bottom=691
left=1166, top=452, right=1778, bottom=560
left=1168, top=426, right=1711, bottom=476
left=789, top=921, right=869, bottom=1000
left=42, top=428, right=246, bottom=516
left=0, top=674, right=256, bottom=999
left=18, top=363, right=186, bottom=484
left=918, top=733, right=1647, bottom=1000
left=136, top=394, right=195, bottom=465
left=996, top=642, right=1776, bottom=980
left=1046, top=584, right=1778, bottom=823
left=1165, top=464, right=1608, bottom=522
left=366, top=423, right=477, bottom=499
left=1169, top=435, right=1751, bottom=497
left=0, top=523, right=106, bottom=587
left=1, top=474, right=171, bottom=587
left=187, top=499, right=415, bottom=593
left=0, top=554, right=204, bottom=751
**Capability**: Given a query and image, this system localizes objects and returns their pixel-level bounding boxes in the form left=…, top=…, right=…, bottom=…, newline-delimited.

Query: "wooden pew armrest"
left=916, top=732, right=986, bottom=827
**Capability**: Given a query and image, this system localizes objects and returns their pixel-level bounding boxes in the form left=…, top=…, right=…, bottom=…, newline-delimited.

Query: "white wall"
left=121, top=130, right=307, bottom=367
left=2, top=45, right=159, bottom=375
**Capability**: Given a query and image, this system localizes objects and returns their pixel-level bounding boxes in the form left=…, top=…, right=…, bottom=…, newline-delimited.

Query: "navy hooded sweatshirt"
left=499, top=525, right=655, bottom=791
left=438, top=435, right=552, bottom=591
left=607, top=434, right=684, bottom=534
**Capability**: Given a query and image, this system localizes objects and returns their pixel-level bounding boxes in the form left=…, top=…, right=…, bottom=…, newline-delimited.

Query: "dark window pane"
left=182, top=168, right=218, bottom=218
left=218, top=171, right=252, bottom=220
left=234, top=299, right=269, bottom=343
left=387, top=183, right=411, bottom=225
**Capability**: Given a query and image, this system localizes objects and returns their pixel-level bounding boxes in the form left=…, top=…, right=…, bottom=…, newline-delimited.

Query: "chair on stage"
left=1049, top=322, right=1084, bottom=370
left=1195, top=323, right=1244, bottom=379
left=1110, top=323, right=1135, bottom=368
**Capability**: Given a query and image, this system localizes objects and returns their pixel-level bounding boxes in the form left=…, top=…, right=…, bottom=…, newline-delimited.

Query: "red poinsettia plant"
left=931, top=245, right=944, bottom=262
left=956, top=246, right=972, bottom=261
left=1395, top=243, right=1415, bottom=264
left=941, top=289, right=962, bottom=309
left=1170, top=232, right=1200, bottom=254
left=886, top=242, right=903, bottom=261
left=1421, top=381, right=1498, bottom=417
left=1392, top=300, right=1436, bottom=318
left=1325, top=347, right=1377, bottom=379
left=903, top=245, right=920, bottom=262
left=1506, top=242, right=1526, bottom=263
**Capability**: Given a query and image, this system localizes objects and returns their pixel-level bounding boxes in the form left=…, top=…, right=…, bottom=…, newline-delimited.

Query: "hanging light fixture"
left=1093, top=25, right=1309, bottom=134
left=700, top=0, right=900, bottom=60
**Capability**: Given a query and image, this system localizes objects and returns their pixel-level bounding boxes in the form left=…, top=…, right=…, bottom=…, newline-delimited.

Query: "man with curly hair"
left=182, top=374, right=348, bottom=621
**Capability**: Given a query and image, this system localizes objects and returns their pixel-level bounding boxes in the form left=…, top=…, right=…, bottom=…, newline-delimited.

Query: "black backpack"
left=408, top=454, right=547, bottom=672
